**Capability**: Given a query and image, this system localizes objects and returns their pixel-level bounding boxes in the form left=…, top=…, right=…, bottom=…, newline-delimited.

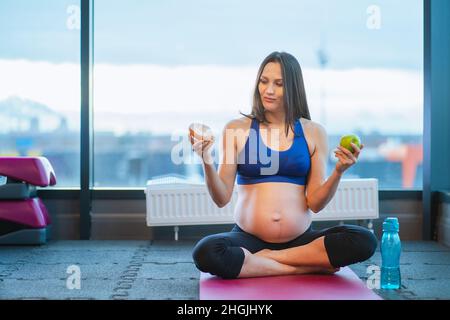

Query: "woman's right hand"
left=189, top=134, right=215, bottom=164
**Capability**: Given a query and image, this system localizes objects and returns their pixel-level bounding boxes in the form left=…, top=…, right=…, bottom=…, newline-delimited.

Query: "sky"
left=0, top=0, right=423, bottom=135
left=0, top=0, right=423, bottom=68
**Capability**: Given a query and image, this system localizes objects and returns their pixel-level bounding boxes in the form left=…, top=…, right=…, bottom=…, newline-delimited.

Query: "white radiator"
left=145, top=178, right=379, bottom=238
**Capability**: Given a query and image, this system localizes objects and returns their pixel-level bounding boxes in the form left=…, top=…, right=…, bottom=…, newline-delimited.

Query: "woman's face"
left=258, top=62, right=284, bottom=112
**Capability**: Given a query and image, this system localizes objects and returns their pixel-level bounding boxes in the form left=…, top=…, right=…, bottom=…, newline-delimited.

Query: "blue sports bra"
left=236, top=118, right=311, bottom=185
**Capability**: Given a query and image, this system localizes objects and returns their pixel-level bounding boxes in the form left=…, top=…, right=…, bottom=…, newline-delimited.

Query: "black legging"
left=192, top=224, right=378, bottom=279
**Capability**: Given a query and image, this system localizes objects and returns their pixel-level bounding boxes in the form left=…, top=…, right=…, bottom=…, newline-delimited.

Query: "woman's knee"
left=325, top=225, right=378, bottom=267
left=192, top=236, right=222, bottom=272
left=352, top=227, right=378, bottom=261
left=192, top=235, right=244, bottom=279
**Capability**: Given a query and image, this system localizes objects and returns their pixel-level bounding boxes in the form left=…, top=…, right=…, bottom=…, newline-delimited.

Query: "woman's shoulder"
left=224, top=116, right=253, bottom=131
left=299, top=118, right=326, bottom=135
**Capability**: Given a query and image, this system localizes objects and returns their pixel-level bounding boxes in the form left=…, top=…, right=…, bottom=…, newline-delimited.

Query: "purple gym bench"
left=0, top=157, right=56, bottom=244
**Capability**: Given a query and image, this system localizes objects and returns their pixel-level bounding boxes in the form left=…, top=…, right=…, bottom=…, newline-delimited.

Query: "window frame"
left=69, top=0, right=428, bottom=239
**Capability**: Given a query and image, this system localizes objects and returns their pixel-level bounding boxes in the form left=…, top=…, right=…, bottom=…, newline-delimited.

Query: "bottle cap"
left=383, top=217, right=399, bottom=232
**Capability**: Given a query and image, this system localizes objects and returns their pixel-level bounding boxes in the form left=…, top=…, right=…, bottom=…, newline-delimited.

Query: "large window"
left=94, top=0, right=421, bottom=189
left=0, top=0, right=81, bottom=187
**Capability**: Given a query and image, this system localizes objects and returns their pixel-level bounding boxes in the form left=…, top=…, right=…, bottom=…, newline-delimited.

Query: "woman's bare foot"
left=254, top=249, right=340, bottom=275
left=254, top=248, right=274, bottom=259
left=293, top=266, right=340, bottom=275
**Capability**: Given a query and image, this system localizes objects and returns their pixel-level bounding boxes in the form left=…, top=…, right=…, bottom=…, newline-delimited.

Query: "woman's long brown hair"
left=240, top=51, right=311, bottom=137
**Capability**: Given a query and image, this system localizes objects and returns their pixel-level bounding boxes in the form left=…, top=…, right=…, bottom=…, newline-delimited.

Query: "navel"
left=271, top=212, right=282, bottom=222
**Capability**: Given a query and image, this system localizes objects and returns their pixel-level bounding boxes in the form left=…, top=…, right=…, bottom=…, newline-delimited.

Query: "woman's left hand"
left=334, top=143, right=364, bottom=174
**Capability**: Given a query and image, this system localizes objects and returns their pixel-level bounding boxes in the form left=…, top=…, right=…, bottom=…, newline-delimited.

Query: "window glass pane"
left=93, top=0, right=422, bottom=189
left=0, top=0, right=81, bottom=187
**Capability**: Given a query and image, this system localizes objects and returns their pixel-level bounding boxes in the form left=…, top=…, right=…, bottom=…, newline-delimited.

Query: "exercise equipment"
left=200, top=267, right=382, bottom=300
left=0, top=157, right=56, bottom=244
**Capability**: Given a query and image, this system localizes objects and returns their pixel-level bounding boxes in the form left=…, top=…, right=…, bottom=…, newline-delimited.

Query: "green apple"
left=340, top=134, right=362, bottom=153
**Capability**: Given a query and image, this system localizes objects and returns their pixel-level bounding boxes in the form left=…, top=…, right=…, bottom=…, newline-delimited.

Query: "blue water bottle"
left=381, top=217, right=401, bottom=289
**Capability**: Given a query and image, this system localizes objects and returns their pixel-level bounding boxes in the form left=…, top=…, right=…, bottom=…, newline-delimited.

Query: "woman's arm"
left=192, top=120, right=238, bottom=208
left=305, top=123, right=363, bottom=213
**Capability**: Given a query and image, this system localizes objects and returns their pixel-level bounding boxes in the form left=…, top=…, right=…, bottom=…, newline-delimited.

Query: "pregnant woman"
left=189, top=51, right=377, bottom=279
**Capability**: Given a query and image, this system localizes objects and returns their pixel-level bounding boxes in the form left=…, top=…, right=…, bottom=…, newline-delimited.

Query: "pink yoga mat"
left=200, top=267, right=381, bottom=300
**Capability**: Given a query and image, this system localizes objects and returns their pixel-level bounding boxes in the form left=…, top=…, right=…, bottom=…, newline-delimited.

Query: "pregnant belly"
left=234, top=184, right=312, bottom=243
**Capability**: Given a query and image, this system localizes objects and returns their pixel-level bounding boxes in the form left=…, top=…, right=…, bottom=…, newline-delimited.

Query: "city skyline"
left=0, top=0, right=423, bottom=136
left=0, top=59, right=422, bottom=135
left=0, top=0, right=424, bottom=190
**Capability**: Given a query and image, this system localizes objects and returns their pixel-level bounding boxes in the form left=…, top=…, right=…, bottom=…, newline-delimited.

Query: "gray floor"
left=1, top=240, right=449, bottom=300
